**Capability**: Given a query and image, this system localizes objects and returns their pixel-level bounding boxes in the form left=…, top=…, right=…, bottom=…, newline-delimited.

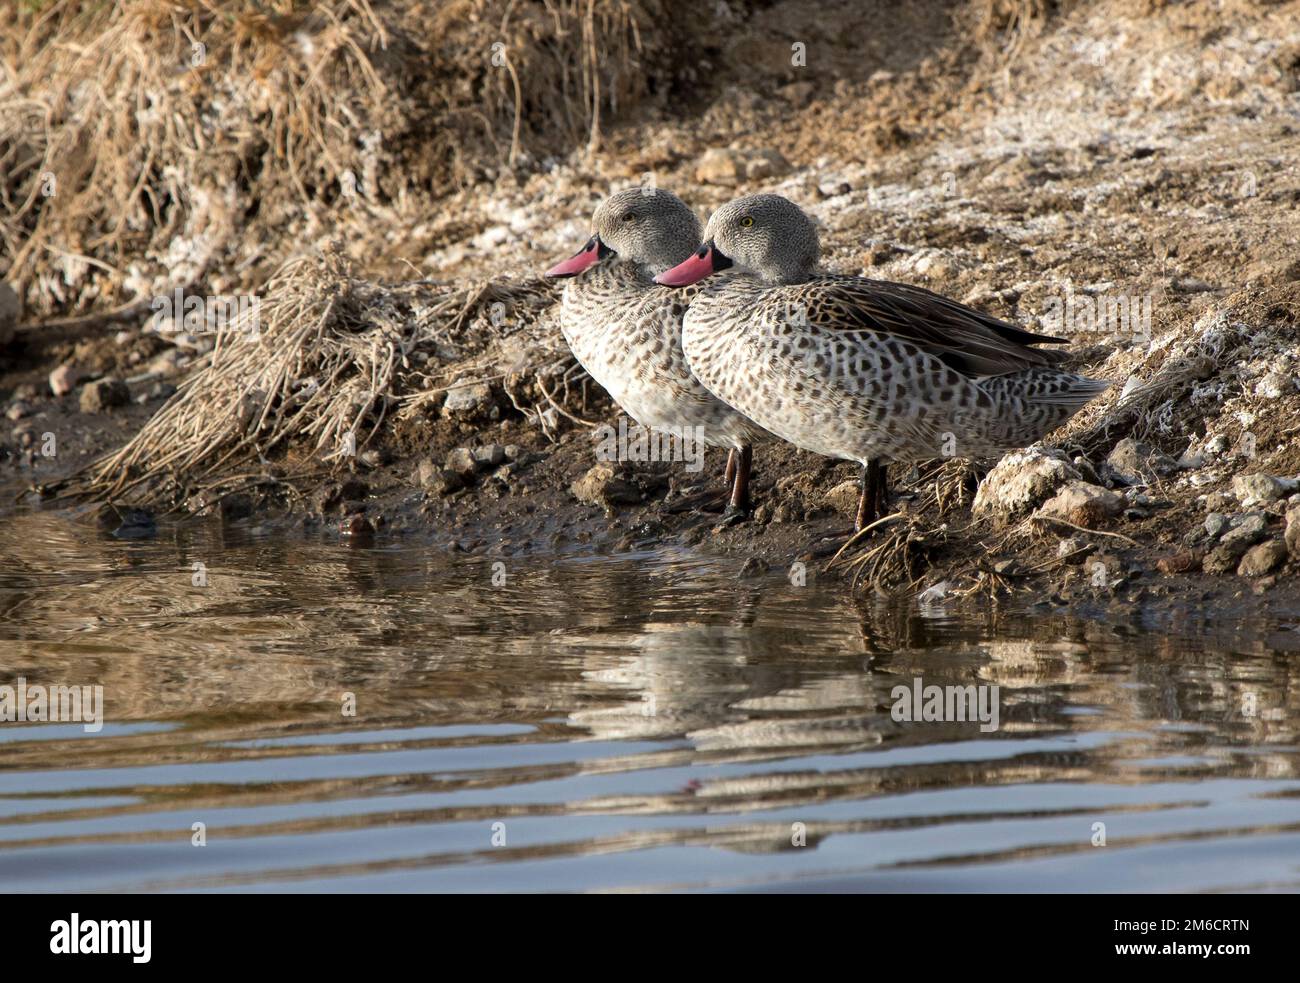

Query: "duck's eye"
left=622, top=212, right=637, bottom=222
left=740, top=216, right=754, bottom=227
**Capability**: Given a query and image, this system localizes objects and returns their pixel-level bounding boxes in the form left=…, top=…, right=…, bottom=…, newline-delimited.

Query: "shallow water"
left=1, top=507, right=1299, bottom=893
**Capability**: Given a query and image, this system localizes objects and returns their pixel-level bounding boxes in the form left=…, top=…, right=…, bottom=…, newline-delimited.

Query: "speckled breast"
left=560, top=264, right=768, bottom=449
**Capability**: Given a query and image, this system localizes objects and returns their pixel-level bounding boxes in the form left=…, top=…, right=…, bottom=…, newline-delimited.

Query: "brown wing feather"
left=795, top=274, right=1070, bottom=378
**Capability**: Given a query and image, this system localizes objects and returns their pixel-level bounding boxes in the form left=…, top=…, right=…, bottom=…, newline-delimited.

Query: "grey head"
left=545, top=187, right=702, bottom=280
left=702, top=194, right=820, bottom=284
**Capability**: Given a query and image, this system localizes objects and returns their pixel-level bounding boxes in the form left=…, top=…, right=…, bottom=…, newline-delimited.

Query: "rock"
left=473, top=444, right=506, bottom=468
left=444, top=447, right=479, bottom=480
left=1204, top=490, right=1235, bottom=512
left=908, top=249, right=964, bottom=280
left=79, top=378, right=130, bottom=412
left=823, top=479, right=861, bottom=516
left=1286, top=504, right=1300, bottom=558
left=1255, top=371, right=1294, bottom=399
left=339, top=514, right=374, bottom=538
left=484, top=462, right=515, bottom=489
left=694, top=147, right=790, bottom=186
left=5, top=400, right=32, bottom=421
left=1238, top=540, right=1287, bottom=577
left=0, top=282, right=18, bottom=346
left=1223, top=512, right=1269, bottom=549
left=1104, top=438, right=1176, bottom=485
left=49, top=364, right=81, bottom=396
left=1071, top=455, right=1103, bottom=485
left=431, top=469, right=466, bottom=495
left=503, top=444, right=523, bottom=461
left=1202, top=513, right=1269, bottom=573
left=1057, top=537, right=1094, bottom=563
left=1204, top=513, right=1230, bottom=541
left=1035, top=481, right=1124, bottom=528
left=414, top=458, right=438, bottom=485
left=146, top=349, right=187, bottom=378
left=973, top=449, right=1079, bottom=518
left=570, top=463, right=641, bottom=508
left=1157, top=550, right=1203, bottom=574
left=737, top=556, right=770, bottom=579
left=772, top=502, right=803, bottom=523
left=1231, top=473, right=1296, bottom=506
left=816, top=180, right=852, bottom=199
left=441, top=379, right=493, bottom=418
left=993, top=558, right=1026, bottom=576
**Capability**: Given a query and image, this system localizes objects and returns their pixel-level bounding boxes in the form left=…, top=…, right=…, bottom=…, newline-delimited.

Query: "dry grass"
left=0, top=0, right=396, bottom=316
left=968, top=0, right=1060, bottom=65
left=56, top=250, right=563, bottom=504
left=0, top=0, right=693, bottom=322
left=825, top=510, right=936, bottom=595
left=820, top=460, right=980, bottom=594
left=428, top=0, right=670, bottom=171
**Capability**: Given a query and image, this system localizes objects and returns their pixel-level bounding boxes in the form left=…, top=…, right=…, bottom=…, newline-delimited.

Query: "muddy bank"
left=7, top=326, right=1300, bottom=621
left=4, top=0, right=1300, bottom=609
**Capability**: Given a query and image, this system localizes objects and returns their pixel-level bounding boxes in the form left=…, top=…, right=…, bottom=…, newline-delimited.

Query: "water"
left=1, top=507, right=1299, bottom=893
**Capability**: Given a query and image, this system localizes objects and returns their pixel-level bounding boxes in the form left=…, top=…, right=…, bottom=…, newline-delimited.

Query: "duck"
left=545, top=188, right=769, bottom=516
left=655, top=193, right=1109, bottom=530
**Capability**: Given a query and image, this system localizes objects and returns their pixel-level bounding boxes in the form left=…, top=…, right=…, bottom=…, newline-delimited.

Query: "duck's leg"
left=667, top=449, right=736, bottom=517
left=720, top=444, right=753, bottom=524
left=854, top=459, right=889, bottom=531
left=872, top=460, right=892, bottom=518
left=731, top=445, right=753, bottom=511
left=854, top=463, right=871, bottom=531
